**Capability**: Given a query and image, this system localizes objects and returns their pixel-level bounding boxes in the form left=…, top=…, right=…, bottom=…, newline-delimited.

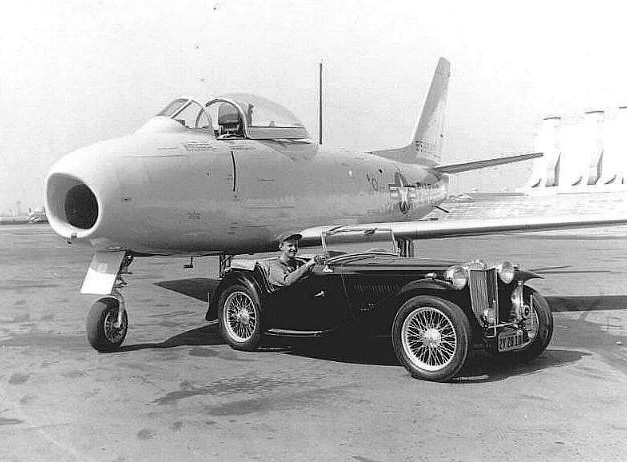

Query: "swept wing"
left=299, top=213, right=627, bottom=246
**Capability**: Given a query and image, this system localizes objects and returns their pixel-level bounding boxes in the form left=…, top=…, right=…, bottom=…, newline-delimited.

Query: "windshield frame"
left=157, top=98, right=213, bottom=130
left=321, top=227, right=399, bottom=262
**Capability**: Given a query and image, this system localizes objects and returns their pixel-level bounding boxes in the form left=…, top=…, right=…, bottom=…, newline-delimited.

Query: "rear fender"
left=205, top=270, right=264, bottom=321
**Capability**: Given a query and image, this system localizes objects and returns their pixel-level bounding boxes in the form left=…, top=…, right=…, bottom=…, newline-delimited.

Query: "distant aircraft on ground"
left=27, top=208, right=47, bottom=223
left=44, top=57, right=627, bottom=306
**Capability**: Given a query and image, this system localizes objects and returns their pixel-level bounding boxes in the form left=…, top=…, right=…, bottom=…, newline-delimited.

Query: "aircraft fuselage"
left=46, top=128, right=448, bottom=255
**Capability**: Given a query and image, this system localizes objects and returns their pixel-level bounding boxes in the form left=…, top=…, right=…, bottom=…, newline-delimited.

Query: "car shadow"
left=280, top=335, right=589, bottom=383
left=118, top=321, right=588, bottom=383
left=452, top=348, right=590, bottom=384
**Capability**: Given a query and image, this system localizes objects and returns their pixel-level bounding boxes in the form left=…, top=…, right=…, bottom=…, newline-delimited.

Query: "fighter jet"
left=44, top=58, right=627, bottom=348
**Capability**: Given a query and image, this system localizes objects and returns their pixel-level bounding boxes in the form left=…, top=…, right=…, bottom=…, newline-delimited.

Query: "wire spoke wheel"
left=402, top=306, right=458, bottom=372
left=219, top=285, right=263, bottom=351
left=502, top=288, right=553, bottom=363
left=523, top=303, right=540, bottom=340
left=392, top=296, right=470, bottom=382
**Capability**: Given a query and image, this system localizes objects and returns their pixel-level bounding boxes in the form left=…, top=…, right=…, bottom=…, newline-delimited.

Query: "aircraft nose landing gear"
left=85, top=253, right=133, bottom=352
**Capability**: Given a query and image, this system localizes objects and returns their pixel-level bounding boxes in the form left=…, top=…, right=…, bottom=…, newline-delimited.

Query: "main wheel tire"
left=218, top=283, right=263, bottom=351
left=86, top=297, right=128, bottom=352
left=392, top=295, right=470, bottom=382
left=506, top=288, right=553, bottom=362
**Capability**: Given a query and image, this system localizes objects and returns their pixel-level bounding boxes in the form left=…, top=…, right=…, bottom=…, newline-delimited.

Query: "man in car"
left=267, top=232, right=319, bottom=288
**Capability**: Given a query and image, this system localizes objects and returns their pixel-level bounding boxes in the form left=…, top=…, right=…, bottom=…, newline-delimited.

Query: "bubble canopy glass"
left=157, top=93, right=310, bottom=140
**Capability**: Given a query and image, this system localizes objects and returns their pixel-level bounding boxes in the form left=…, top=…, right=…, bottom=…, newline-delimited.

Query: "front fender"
left=387, top=278, right=464, bottom=313
left=514, top=269, right=543, bottom=283
left=205, top=270, right=264, bottom=321
left=397, top=278, right=455, bottom=295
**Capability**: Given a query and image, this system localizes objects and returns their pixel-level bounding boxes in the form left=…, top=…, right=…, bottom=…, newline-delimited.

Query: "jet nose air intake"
left=46, top=173, right=100, bottom=238
left=64, top=182, right=99, bottom=229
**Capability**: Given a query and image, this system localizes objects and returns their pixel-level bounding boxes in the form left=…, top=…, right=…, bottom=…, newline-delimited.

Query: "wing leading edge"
left=299, top=214, right=627, bottom=246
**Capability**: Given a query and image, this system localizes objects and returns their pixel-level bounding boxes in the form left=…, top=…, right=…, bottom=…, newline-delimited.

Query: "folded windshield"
left=322, top=228, right=398, bottom=258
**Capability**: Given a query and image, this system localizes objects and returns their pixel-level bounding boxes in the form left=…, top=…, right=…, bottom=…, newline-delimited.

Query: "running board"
left=265, top=328, right=333, bottom=337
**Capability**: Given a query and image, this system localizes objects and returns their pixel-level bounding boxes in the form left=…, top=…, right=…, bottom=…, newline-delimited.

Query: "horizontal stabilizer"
left=435, top=152, right=543, bottom=174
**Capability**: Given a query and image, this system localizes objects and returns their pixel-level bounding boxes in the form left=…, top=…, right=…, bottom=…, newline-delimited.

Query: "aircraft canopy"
left=155, top=94, right=310, bottom=140
left=206, top=93, right=310, bottom=140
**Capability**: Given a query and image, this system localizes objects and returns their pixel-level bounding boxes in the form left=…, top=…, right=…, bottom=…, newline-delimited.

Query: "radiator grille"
left=469, top=268, right=499, bottom=324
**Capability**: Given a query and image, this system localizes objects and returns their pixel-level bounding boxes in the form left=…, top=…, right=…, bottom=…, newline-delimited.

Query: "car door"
left=269, top=264, right=352, bottom=331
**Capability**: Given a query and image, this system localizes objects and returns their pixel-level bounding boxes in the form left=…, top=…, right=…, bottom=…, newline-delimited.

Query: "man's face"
left=279, top=239, right=299, bottom=260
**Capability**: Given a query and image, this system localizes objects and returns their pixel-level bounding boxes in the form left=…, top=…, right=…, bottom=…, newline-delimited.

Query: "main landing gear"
left=396, top=238, right=415, bottom=257
left=219, top=254, right=234, bottom=278
left=86, top=253, right=133, bottom=352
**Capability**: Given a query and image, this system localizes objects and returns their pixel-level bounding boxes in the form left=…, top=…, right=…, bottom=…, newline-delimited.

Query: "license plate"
left=498, top=330, right=524, bottom=352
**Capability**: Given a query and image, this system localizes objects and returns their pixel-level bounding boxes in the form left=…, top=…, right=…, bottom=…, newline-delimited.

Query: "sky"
left=2, top=0, right=627, bottom=214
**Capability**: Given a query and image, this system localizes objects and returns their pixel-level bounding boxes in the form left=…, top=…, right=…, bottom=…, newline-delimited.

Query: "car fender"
left=514, top=269, right=543, bottom=283
left=391, top=278, right=474, bottom=316
left=383, top=278, right=461, bottom=314
left=205, top=270, right=264, bottom=321
left=398, top=278, right=456, bottom=295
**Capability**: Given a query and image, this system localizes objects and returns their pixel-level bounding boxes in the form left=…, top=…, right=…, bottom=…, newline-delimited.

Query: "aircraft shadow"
left=155, top=277, right=220, bottom=302
left=120, top=324, right=224, bottom=351
left=547, top=295, right=627, bottom=312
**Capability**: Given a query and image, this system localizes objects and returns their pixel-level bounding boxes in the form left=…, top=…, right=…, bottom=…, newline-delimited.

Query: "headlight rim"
left=498, top=261, right=516, bottom=284
left=445, top=265, right=468, bottom=290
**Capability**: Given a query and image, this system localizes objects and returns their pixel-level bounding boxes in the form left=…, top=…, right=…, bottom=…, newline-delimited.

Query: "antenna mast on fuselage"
left=318, top=60, right=323, bottom=145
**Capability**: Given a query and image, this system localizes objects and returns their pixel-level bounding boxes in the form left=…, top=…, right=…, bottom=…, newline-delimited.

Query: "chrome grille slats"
left=469, top=268, right=499, bottom=325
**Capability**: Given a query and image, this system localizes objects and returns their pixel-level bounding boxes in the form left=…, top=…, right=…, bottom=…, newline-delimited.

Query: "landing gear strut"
left=396, top=238, right=415, bottom=257
left=219, top=254, right=233, bottom=278
left=86, top=253, right=134, bottom=352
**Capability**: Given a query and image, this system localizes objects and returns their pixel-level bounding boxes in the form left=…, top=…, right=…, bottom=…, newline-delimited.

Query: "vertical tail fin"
left=370, top=57, right=450, bottom=165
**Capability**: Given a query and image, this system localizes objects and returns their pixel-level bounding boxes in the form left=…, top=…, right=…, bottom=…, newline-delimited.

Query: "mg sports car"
left=206, top=228, right=553, bottom=382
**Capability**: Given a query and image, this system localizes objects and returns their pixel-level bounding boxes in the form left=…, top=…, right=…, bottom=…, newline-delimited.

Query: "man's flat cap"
left=277, top=232, right=303, bottom=243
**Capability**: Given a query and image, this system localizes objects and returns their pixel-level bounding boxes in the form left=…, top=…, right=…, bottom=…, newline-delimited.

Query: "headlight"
left=445, top=265, right=468, bottom=290
left=498, top=261, right=515, bottom=284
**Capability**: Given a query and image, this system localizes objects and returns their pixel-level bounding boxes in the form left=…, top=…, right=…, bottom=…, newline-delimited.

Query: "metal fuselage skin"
left=46, top=123, right=448, bottom=255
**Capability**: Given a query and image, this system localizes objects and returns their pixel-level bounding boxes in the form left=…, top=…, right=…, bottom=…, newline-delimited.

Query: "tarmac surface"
left=2, top=224, right=627, bottom=461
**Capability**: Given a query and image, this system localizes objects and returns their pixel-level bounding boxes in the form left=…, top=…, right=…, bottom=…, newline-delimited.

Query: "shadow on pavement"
left=547, top=295, right=627, bottom=312
left=121, top=324, right=224, bottom=351
left=453, top=348, right=589, bottom=384
left=119, top=322, right=588, bottom=382
left=281, top=336, right=589, bottom=383
left=155, top=277, right=220, bottom=302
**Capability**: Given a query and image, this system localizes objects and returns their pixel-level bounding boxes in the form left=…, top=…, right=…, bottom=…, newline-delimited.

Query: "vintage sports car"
left=206, top=228, right=553, bottom=382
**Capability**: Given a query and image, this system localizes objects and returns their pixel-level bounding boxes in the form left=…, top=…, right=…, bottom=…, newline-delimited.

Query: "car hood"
left=331, top=255, right=460, bottom=272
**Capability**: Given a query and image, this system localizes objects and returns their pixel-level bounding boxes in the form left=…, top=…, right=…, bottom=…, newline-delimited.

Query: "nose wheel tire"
left=218, top=283, right=263, bottom=351
left=392, top=295, right=470, bottom=382
left=86, top=297, right=128, bottom=352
